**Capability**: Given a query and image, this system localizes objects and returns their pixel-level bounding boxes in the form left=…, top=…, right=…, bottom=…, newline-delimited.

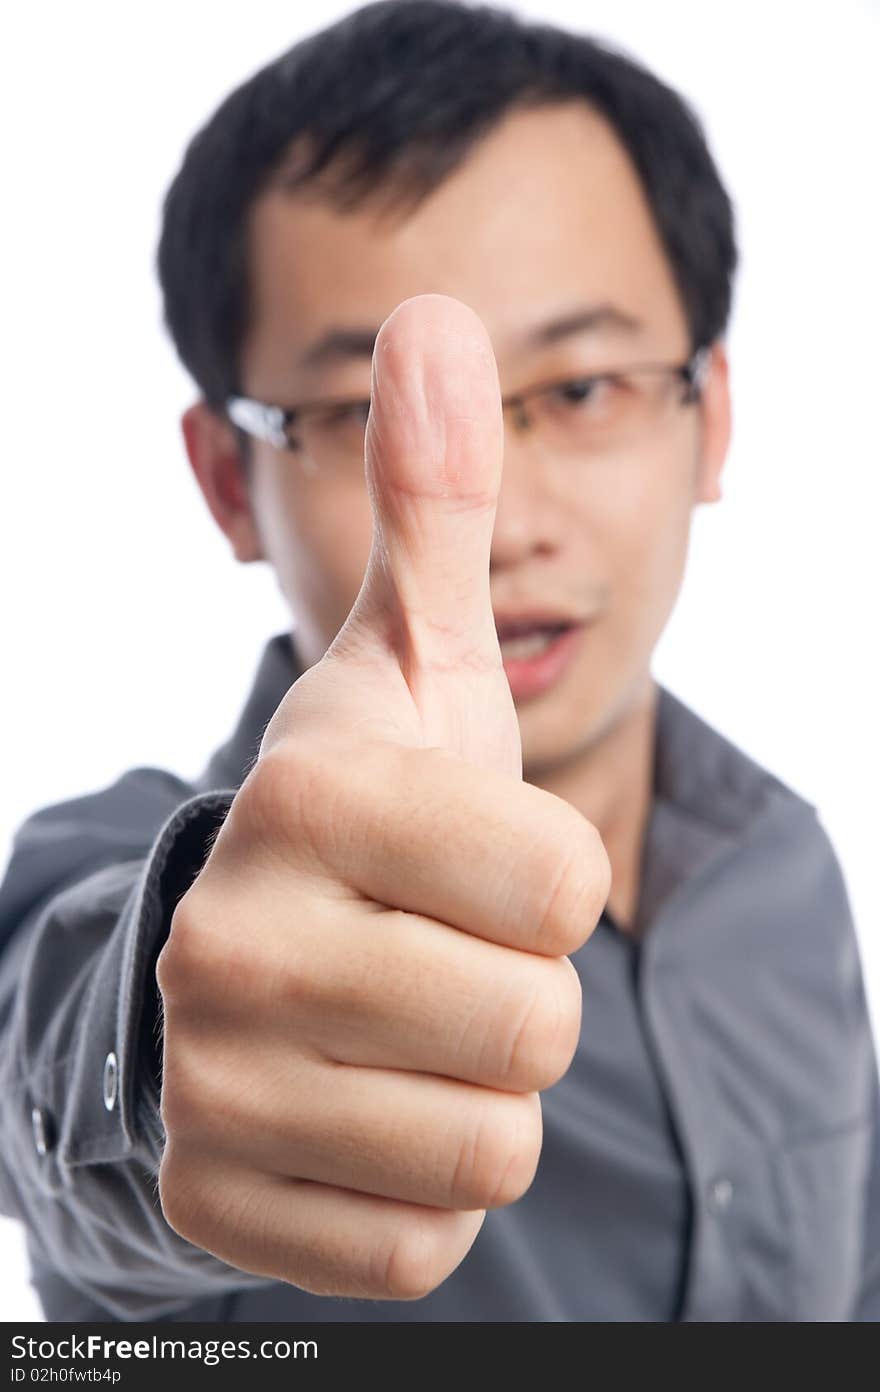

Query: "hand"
left=155, top=294, right=611, bottom=1300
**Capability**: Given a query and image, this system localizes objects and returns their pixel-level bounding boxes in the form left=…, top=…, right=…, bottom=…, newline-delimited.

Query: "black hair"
left=157, top=0, right=737, bottom=411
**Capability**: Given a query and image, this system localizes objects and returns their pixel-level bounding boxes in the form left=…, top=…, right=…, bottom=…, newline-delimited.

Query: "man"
left=1, top=0, right=877, bottom=1323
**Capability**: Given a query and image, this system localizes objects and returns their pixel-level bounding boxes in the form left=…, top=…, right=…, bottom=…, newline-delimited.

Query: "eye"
left=554, top=375, right=612, bottom=407
left=317, top=400, right=372, bottom=431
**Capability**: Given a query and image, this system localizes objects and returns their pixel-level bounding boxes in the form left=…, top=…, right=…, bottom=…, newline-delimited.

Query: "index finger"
left=249, top=739, right=611, bottom=959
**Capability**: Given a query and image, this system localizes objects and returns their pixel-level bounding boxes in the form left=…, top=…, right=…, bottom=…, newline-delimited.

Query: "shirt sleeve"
left=819, top=811, right=880, bottom=1323
left=0, top=778, right=278, bottom=1320
left=811, top=813, right=880, bottom=1323
left=853, top=1047, right=880, bottom=1319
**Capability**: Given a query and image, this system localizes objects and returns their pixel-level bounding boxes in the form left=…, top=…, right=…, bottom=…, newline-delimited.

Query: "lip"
left=497, top=620, right=588, bottom=702
left=493, top=610, right=582, bottom=638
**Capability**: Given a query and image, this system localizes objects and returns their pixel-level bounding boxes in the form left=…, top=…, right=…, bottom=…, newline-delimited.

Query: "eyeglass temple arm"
left=683, top=346, right=712, bottom=401
left=227, top=396, right=290, bottom=449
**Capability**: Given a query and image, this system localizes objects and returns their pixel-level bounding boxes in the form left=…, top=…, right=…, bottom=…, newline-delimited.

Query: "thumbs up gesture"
left=156, top=296, right=611, bottom=1301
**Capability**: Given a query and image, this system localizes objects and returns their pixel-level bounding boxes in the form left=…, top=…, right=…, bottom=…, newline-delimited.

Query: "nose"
left=490, top=422, right=567, bottom=571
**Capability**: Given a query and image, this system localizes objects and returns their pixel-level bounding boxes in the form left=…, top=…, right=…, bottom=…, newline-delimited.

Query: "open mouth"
left=496, top=623, right=571, bottom=660
left=493, top=618, right=585, bottom=700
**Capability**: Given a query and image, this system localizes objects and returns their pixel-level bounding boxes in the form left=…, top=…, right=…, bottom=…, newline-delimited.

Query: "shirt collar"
left=633, top=684, right=785, bottom=933
left=194, top=631, right=303, bottom=796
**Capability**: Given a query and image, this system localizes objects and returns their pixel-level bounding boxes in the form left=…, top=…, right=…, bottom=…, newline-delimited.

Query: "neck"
left=525, top=676, right=659, bottom=935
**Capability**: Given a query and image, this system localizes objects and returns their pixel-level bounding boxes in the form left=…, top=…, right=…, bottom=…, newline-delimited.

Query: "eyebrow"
left=530, top=302, right=642, bottom=346
left=298, top=302, right=642, bottom=369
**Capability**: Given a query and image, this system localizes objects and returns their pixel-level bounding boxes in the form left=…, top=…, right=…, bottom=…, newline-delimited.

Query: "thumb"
left=328, top=293, right=521, bottom=779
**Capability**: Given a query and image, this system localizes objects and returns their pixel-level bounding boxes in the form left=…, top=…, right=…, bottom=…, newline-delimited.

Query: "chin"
left=518, top=691, right=601, bottom=779
left=517, top=655, right=648, bottom=779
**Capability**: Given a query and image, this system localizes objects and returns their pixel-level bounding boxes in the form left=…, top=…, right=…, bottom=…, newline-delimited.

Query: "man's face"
left=202, top=101, right=728, bottom=777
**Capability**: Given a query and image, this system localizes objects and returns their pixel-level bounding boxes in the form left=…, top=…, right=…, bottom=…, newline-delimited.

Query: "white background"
left=1, top=0, right=878, bottom=1324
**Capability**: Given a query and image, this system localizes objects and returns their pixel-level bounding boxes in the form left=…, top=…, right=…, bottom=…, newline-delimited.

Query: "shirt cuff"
left=59, top=790, right=236, bottom=1178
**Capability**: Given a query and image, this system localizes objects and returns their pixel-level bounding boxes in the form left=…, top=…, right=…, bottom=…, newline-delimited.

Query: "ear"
left=181, top=402, right=265, bottom=563
left=695, top=342, right=732, bottom=504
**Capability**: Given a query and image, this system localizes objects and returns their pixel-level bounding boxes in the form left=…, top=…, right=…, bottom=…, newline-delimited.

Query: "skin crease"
left=182, top=101, right=731, bottom=932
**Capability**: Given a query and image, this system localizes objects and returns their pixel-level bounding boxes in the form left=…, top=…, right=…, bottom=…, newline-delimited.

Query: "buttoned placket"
left=634, top=821, right=746, bottom=1323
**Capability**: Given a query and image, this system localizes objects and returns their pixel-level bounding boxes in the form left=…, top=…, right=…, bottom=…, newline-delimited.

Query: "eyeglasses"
left=226, top=346, right=710, bottom=480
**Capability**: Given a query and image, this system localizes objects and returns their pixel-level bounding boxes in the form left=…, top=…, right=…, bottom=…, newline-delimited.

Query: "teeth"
left=499, top=628, right=560, bottom=660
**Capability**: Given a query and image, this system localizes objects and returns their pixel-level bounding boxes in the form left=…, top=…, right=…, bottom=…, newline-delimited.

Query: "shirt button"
left=707, top=1175, right=734, bottom=1213
left=31, top=1107, right=52, bottom=1157
left=102, top=1051, right=119, bottom=1112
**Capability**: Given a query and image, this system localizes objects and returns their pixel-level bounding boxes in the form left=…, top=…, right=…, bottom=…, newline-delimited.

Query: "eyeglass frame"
left=225, top=345, right=711, bottom=459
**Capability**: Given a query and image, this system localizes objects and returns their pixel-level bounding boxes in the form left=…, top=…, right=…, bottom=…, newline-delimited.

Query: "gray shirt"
left=1, top=632, right=877, bottom=1321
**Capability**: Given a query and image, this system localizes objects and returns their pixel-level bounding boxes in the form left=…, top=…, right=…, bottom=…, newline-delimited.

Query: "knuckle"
left=535, top=812, right=611, bottom=956
left=549, top=955, right=585, bottom=1078
left=158, top=1037, right=201, bottom=1141
left=484, top=1094, right=543, bottom=1208
left=157, top=884, right=250, bottom=1013
left=585, top=819, right=614, bottom=917
left=238, top=745, right=312, bottom=844
left=450, top=1094, right=543, bottom=1210
left=380, top=1217, right=443, bottom=1302
left=240, top=742, right=344, bottom=856
left=499, top=960, right=583, bottom=1091
left=153, top=941, right=176, bottom=1004
left=155, top=893, right=209, bottom=1002
left=535, top=956, right=583, bottom=1086
left=494, top=982, right=548, bottom=1091
left=160, top=1028, right=262, bottom=1158
left=157, top=1148, right=203, bottom=1244
left=159, top=874, right=328, bottom=1032
left=159, top=1153, right=268, bottom=1277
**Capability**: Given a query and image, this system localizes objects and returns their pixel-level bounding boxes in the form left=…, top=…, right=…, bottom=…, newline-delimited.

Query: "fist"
left=155, top=295, right=611, bottom=1301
